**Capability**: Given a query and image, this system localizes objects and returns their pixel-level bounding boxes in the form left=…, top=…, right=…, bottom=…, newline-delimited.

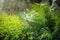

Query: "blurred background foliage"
left=0, top=0, right=60, bottom=40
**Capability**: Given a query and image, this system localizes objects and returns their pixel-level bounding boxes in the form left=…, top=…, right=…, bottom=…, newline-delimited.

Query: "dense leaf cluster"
left=0, top=3, right=60, bottom=40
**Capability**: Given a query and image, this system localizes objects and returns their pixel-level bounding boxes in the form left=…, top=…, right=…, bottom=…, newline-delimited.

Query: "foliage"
left=0, top=3, right=60, bottom=40
left=0, top=13, right=24, bottom=40
left=18, top=3, right=52, bottom=40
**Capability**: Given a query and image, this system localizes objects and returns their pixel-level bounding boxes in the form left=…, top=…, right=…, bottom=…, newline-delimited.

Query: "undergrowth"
left=0, top=3, right=60, bottom=40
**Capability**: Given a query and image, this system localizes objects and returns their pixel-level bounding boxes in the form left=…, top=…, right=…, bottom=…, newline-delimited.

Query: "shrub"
left=0, top=13, right=24, bottom=40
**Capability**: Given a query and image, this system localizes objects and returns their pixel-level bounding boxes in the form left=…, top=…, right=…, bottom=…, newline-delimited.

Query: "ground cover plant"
left=0, top=3, right=60, bottom=40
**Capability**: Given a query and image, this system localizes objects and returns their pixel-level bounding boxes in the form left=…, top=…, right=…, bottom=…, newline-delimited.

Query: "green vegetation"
left=0, top=3, right=60, bottom=40
left=0, top=13, right=24, bottom=40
